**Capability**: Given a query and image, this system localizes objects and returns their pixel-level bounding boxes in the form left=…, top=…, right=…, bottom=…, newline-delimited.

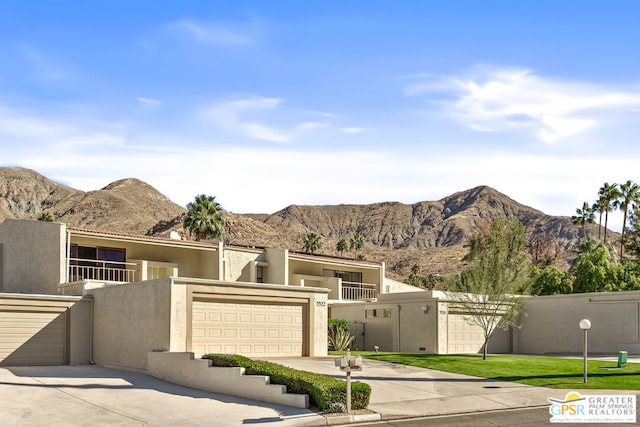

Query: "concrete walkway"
left=0, top=365, right=324, bottom=426
left=268, top=356, right=640, bottom=420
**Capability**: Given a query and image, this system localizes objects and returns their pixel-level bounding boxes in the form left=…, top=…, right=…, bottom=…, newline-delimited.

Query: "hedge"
left=202, top=354, right=371, bottom=411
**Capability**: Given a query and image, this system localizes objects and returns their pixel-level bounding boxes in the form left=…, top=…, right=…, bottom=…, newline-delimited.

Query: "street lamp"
left=579, top=319, right=591, bottom=383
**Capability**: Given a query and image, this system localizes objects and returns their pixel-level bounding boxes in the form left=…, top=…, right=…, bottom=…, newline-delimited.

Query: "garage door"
left=447, top=314, right=485, bottom=354
left=191, top=301, right=304, bottom=357
left=0, top=310, right=66, bottom=366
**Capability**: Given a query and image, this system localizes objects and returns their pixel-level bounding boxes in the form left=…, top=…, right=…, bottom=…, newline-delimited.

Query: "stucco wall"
left=88, top=279, right=173, bottom=370
left=224, top=248, right=262, bottom=282
left=331, top=299, right=439, bottom=353
left=0, top=219, right=66, bottom=294
left=382, top=277, right=426, bottom=294
left=265, top=248, right=288, bottom=285
left=68, top=298, right=92, bottom=364
left=514, top=291, right=640, bottom=355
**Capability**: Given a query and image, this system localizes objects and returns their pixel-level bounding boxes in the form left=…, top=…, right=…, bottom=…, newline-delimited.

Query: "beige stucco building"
left=1, top=217, right=637, bottom=370
left=0, top=218, right=387, bottom=368
left=332, top=289, right=640, bottom=357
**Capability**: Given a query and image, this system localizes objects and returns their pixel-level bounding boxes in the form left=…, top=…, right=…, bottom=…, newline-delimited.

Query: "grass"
left=330, top=351, right=640, bottom=390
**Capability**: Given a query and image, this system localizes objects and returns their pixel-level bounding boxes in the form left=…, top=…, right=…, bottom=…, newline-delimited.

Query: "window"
left=69, top=244, right=126, bottom=281
left=322, top=269, right=362, bottom=284
left=365, top=308, right=391, bottom=318
left=256, top=266, right=264, bottom=283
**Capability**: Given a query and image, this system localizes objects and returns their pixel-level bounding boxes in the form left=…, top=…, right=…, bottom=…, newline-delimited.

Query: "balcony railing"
left=68, top=258, right=137, bottom=283
left=341, top=281, right=377, bottom=301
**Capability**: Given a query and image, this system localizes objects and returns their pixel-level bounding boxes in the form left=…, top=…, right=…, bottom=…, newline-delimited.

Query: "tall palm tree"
left=592, top=200, right=605, bottom=241
left=183, top=194, right=225, bottom=241
left=598, top=182, right=621, bottom=244
left=350, top=232, right=365, bottom=259
left=615, top=180, right=640, bottom=259
left=302, top=232, right=322, bottom=254
left=335, top=238, right=348, bottom=257
left=572, top=202, right=596, bottom=240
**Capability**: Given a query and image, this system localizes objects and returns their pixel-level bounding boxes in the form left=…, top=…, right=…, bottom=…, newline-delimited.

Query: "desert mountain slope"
left=0, top=168, right=185, bottom=235
left=0, top=167, right=609, bottom=280
left=262, top=185, right=589, bottom=252
left=0, top=167, right=80, bottom=220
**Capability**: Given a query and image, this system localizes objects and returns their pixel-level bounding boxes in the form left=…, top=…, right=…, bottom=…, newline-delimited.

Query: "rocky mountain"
left=0, top=167, right=185, bottom=235
left=0, top=167, right=610, bottom=281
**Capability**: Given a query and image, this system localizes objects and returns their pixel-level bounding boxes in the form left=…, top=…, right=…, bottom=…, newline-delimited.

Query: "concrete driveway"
left=0, top=365, right=324, bottom=427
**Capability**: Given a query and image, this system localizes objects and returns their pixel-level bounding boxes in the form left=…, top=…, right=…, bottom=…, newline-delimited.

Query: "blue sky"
left=1, top=1, right=639, bottom=230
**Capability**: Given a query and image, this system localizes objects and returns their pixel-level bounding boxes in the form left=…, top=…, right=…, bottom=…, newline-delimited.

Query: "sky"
left=1, top=1, right=639, bottom=231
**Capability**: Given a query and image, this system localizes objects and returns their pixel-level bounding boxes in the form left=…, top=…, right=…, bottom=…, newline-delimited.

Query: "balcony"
left=67, top=258, right=178, bottom=284
left=341, top=282, right=377, bottom=301
left=67, top=258, right=137, bottom=283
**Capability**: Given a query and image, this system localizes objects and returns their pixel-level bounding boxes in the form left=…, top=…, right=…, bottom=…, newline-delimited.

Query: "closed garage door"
left=192, top=301, right=304, bottom=357
left=0, top=310, right=66, bottom=366
left=447, top=314, right=485, bottom=354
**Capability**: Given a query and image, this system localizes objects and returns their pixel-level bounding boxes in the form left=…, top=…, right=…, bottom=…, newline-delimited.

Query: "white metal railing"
left=341, top=282, right=377, bottom=301
left=67, top=258, right=137, bottom=283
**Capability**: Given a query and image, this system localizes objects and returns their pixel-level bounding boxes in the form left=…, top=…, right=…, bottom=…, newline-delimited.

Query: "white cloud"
left=406, top=67, right=640, bottom=142
left=342, top=127, right=366, bottom=134
left=203, top=96, right=327, bottom=142
left=167, top=18, right=255, bottom=47
left=136, top=97, right=162, bottom=110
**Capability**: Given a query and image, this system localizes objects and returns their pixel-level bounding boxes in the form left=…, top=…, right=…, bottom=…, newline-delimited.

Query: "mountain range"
left=0, top=166, right=608, bottom=281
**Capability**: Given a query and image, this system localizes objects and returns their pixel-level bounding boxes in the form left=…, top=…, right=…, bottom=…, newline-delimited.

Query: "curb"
left=323, top=412, right=382, bottom=425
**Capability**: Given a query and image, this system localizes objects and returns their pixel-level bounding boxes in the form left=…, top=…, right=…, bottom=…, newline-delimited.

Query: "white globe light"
left=579, top=319, right=591, bottom=330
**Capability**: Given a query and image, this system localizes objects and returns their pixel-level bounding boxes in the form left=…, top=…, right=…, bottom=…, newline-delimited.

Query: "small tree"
left=449, top=216, right=531, bottom=360
left=530, top=265, right=572, bottom=295
left=570, top=239, right=619, bottom=292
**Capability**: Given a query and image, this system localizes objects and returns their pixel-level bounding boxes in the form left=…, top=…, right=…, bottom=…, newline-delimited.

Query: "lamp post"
left=579, top=319, right=591, bottom=383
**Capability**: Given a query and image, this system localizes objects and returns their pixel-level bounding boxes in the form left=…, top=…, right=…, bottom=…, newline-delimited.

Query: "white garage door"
left=192, top=301, right=304, bottom=357
left=0, top=310, right=66, bottom=366
left=447, top=314, right=485, bottom=354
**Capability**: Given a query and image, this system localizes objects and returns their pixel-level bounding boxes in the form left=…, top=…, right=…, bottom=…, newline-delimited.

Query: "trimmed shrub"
left=202, top=353, right=371, bottom=411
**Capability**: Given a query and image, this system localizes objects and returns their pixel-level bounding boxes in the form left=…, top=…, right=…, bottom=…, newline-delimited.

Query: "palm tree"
left=572, top=202, right=596, bottom=240
left=592, top=200, right=605, bottom=241
left=302, top=232, right=322, bottom=254
left=38, top=212, right=53, bottom=222
left=349, top=232, right=365, bottom=259
left=598, top=182, right=621, bottom=244
left=183, top=194, right=225, bottom=241
left=335, top=238, right=348, bottom=257
left=615, top=180, right=640, bottom=259
left=410, top=263, right=420, bottom=276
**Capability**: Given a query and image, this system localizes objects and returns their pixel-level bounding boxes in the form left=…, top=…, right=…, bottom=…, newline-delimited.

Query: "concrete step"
left=146, top=351, right=309, bottom=408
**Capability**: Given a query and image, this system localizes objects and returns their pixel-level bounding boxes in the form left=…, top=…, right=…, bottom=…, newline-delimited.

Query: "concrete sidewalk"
left=269, top=356, right=640, bottom=421
left=0, top=365, right=324, bottom=427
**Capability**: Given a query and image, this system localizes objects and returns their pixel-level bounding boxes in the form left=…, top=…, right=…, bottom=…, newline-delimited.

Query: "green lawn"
left=330, top=351, right=640, bottom=390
